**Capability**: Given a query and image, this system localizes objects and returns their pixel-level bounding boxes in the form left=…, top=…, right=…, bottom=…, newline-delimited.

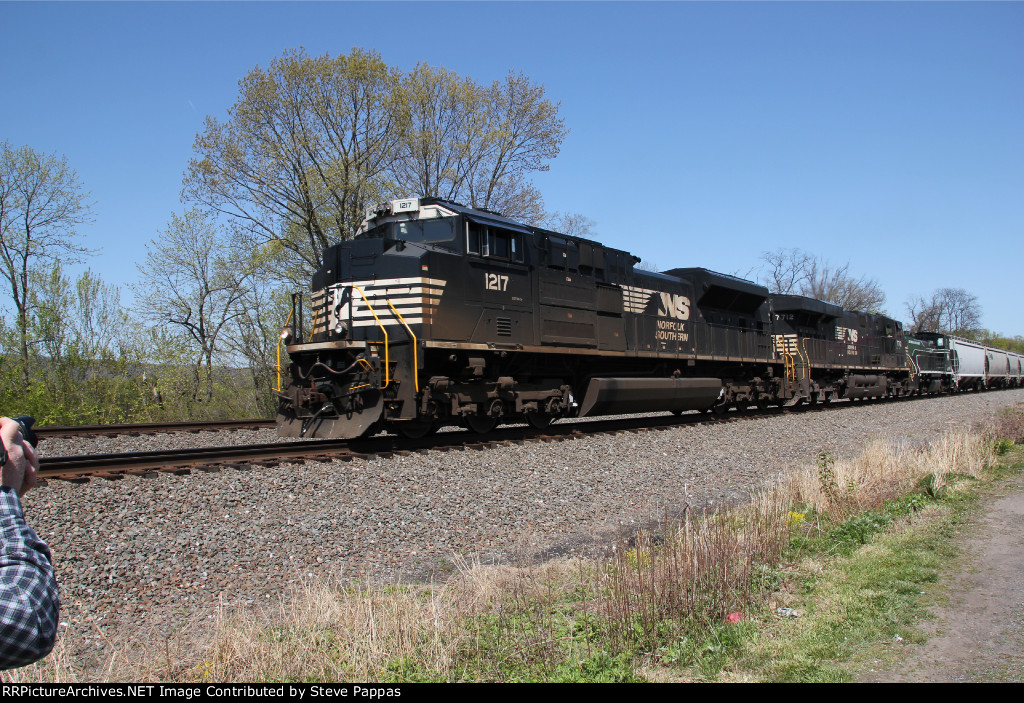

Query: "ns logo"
left=655, top=292, right=690, bottom=320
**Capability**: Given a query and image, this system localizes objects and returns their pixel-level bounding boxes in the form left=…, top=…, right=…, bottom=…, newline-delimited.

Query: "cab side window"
left=466, top=222, right=523, bottom=263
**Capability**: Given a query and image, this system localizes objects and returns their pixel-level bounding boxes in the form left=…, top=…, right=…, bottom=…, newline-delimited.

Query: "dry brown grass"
left=199, top=578, right=456, bottom=681
left=192, top=558, right=600, bottom=682
left=987, top=403, right=1024, bottom=445
left=599, top=487, right=791, bottom=641
left=781, top=430, right=991, bottom=521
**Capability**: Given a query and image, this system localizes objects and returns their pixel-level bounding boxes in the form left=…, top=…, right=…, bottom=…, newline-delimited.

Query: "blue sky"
left=2, top=1, right=1022, bottom=333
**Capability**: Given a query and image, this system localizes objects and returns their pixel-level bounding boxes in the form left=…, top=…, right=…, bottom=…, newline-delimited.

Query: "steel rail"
left=35, top=419, right=277, bottom=439
left=32, top=397, right=868, bottom=482
left=38, top=437, right=361, bottom=480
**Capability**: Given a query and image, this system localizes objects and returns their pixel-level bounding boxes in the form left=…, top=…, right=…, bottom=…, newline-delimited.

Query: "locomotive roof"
left=664, top=267, right=768, bottom=297
left=417, top=197, right=534, bottom=234
left=769, top=294, right=844, bottom=319
left=416, top=197, right=639, bottom=260
left=659, top=267, right=768, bottom=314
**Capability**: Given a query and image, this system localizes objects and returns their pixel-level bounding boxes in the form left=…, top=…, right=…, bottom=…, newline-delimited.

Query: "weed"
left=831, top=512, right=890, bottom=546
left=993, top=438, right=1014, bottom=456
left=817, top=451, right=843, bottom=515
left=917, top=473, right=948, bottom=500
left=987, top=404, right=1024, bottom=444
left=552, top=652, right=641, bottom=683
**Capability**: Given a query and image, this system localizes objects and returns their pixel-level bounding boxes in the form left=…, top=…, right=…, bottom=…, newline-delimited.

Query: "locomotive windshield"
left=356, top=218, right=456, bottom=243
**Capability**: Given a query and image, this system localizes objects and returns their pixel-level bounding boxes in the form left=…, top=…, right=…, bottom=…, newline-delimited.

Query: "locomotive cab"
left=277, top=198, right=573, bottom=439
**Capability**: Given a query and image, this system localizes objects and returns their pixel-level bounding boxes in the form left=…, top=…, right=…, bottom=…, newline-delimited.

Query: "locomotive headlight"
left=280, top=327, right=294, bottom=344
left=333, top=321, right=349, bottom=339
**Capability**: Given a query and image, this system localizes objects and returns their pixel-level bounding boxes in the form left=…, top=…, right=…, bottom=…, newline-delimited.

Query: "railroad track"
left=35, top=397, right=890, bottom=482
left=37, top=389, right=1015, bottom=483
left=35, top=418, right=276, bottom=439
left=39, top=438, right=357, bottom=481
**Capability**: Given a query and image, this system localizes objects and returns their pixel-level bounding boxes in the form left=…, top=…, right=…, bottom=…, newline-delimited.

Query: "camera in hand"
left=1, top=415, right=38, bottom=466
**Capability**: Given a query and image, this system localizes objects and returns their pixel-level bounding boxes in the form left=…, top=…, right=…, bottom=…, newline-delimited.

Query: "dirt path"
left=861, top=470, right=1024, bottom=682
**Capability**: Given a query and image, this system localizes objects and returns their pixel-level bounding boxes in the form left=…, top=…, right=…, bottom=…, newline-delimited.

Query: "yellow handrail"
left=776, top=335, right=796, bottom=382
left=386, top=299, right=419, bottom=393
left=351, top=285, right=389, bottom=388
left=311, top=310, right=321, bottom=338
left=274, top=308, right=295, bottom=392
left=798, top=339, right=811, bottom=380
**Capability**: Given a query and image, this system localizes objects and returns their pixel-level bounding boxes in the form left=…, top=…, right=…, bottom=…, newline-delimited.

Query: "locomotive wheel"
left=525, top=411, right=554, bottom=430
left=396, top=419, right=435, bottom=440
left=711, top=402, right=730, bottom=416
left=465, top=414, right=499, bottom=434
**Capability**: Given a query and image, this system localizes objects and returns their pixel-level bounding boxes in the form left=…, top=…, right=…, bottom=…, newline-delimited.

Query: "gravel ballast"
left=24, top=390, right=1024, bottom=671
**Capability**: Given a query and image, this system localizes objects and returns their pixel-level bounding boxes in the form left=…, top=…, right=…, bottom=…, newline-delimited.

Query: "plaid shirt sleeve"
left=0, top=486, right=59, bottom=670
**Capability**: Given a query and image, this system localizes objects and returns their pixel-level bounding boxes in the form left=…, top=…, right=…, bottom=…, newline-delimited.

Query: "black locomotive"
left=275, top=197, right=1008, bottom=440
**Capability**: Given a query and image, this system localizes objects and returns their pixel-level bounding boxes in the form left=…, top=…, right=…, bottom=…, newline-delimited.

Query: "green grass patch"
left=699, top=446, right=1023, bottom=683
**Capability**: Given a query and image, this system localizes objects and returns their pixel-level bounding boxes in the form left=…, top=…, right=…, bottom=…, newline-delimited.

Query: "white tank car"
left=948, top=337, right=987, bottom=389
left=1009, top=352, right=1023, bottom=386
left=985, top=348, right=1011, bottom=387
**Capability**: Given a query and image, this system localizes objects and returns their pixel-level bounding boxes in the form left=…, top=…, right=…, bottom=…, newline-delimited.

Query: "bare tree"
left=802, top=258, right=886, bottom=313
left=398, top=66, right=567, bottom=224
left=544, top=211, right=597, bottom=238
left=759, top=248, right=814, bottom=295
left=0, top=141, right=94, bottom=381
left=184, top=48, right=405, bottom=271
left=906, top=295, right=941, bottom=334
left=757, top=248, right=886, bottom=313
left=765, top=247, right=811, bottom=294
left=134, top=210, right=250, bottom=404
left=186, top=50, right=569, bottom=275
left=906, top=288, right=982, bottom=336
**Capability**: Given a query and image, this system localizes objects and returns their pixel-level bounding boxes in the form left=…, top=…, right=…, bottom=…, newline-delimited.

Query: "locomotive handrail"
left=386, top=299, right=419, bottom=393
left=275, top=307, right=296, bottom=392
left=310, top=310, right=321, bottom=342
left=798, top=339, right=811, bottom=380
left=906, top=352, right=920, bottom=376
left=351, top=285, right=390, bottom=389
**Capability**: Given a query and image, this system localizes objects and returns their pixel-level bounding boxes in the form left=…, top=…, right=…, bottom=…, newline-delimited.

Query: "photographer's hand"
left=1, top=416, right=40, bottom=497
